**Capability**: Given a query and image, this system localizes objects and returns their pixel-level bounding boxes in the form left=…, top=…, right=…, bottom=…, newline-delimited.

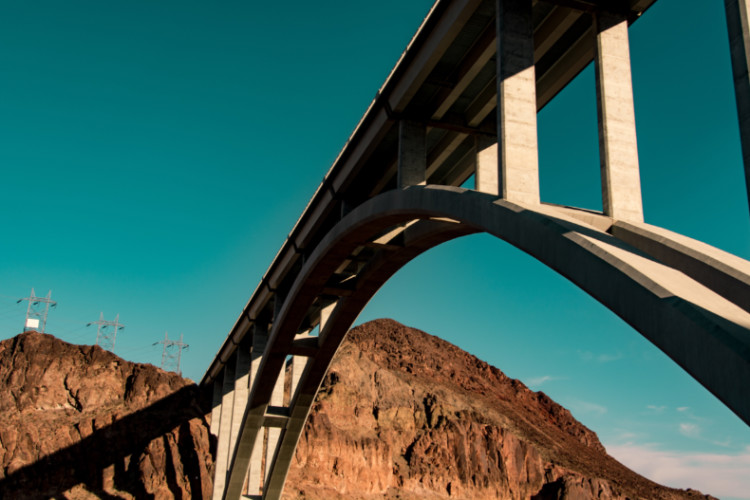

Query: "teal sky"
left=1, top=1, right=749, bottom=497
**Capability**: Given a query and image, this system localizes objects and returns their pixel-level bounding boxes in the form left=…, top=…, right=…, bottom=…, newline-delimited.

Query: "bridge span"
left=202, top=0, right=750, bottom=498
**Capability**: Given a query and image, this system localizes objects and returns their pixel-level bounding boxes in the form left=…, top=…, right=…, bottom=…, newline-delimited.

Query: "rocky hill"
left=0, top=331, right=214, bottom=499
left=285, top=319, right=713, bottom=499
left=0, top=321, right=715, bottom=499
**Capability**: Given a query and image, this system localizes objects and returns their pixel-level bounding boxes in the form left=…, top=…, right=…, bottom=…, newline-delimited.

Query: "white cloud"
left=578, top=350, right=594, bottom=362
left=526, top=375, right=558, bottom=387
left=569, top=399, right=607, bottom=416
left=679, top=422, right=701, bottom=439
left=606, top=443, right=750, bottom=499
left=596, top=352, right=623, bottom=363
left=646, top=405, right=667, bottom=413
left=676, top=406, right=690, bottom=412
left=577, top=350, right=622, bottom=363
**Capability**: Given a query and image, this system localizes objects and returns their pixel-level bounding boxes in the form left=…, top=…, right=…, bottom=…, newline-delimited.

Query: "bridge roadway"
left=202, top=0, right=750, bottom=498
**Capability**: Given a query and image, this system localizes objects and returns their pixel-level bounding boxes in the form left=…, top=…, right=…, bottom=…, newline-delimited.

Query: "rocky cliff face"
left=0, top=331, right=214, bottom=499
left=284, top=319, right=714, bottom=500
left=0, top=321, right=714, bottom=499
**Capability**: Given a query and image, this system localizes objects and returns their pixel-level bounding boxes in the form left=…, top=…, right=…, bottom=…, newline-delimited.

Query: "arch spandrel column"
left=209, top=378, right=222, bottom=439
left=245, top=323, right=269, bottom=497
left=212, top=355, right=236, bottom=500
left=595, top=10, right=644, bottom=222
left=495, top=0, right=540, bottom=204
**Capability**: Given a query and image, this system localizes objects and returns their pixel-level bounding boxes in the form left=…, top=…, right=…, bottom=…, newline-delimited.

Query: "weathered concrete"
left=611, top=220, right=750, bottom=313
left=496, top=0, right=539, bottom=204
left=228, top=338, right=252, bottom=471
left=245, top=325, right=268, bottom=496
left=210, top=378, right=222, bottom=438
left=204, top=1, right=750, bottom=497
left=475, top=135, right=499, bottom=195
left=397, top=120, right=427, bottom=188
left=212, top=355, right=236, bottom=500
left=595, top=11, right=643, bottom=222
left=264, top=365, right=285, bottom=486
left=724, top=0, right=750, bottom=215
left=290, top=332, right=311, bottom=401
left=227, top=185, right=750, bottom=500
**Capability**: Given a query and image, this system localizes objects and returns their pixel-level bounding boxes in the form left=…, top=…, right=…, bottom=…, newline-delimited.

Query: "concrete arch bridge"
left=202, top=0, right=750, bottom=498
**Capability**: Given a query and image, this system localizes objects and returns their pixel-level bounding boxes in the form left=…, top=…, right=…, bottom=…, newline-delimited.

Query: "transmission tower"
left=87, top=312, right=125, bottom=352
left=17, top=288, right=56, bottom=333
left=154, top=332, right=189, bottom=375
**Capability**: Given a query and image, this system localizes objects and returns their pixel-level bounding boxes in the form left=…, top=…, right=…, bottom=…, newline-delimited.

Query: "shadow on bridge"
left=0, top=384, right=215, bottom=499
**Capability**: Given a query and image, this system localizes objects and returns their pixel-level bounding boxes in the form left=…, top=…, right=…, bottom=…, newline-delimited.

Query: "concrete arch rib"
left=226, top=185, right=750, bottom=500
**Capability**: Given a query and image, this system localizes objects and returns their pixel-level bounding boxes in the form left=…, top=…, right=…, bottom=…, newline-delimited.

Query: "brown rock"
left=0, top=320, right=718, bottom=500
left=284, top=319, right=716, bottom=500
left=0, top=331, right=214, bottom=499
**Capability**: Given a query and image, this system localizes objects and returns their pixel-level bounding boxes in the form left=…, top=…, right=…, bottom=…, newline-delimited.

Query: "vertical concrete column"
left=475, top=135, right=499, bottom=195
left=209, top=378, right=222, bottom=438
left=319, top=301, right=335, bottom=338
left=397, top=120, right=427, bottom=188
left=246, top=324, right=268, bottom=496
left=211, top=358, right=236, bottom=500
left=595, top=11, right=644, bottom=222
left=264, top=364, right=285, bottom=482
left=496, top=0, right=540, bottom=204
left=290, top=331, right=312, bottom=403
left=724, top=0, right=750, bottom=213
left=227, top=336, right=252, bottom=468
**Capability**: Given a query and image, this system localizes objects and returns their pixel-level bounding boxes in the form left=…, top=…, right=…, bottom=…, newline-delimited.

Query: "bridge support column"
left=246, top=324, right=269, bottom=497
left=476, top=135, right=498, bottom=195
left=398, top=120, right=427, bottom=187
left=290, top=331, right=312, bottom=401
left=595, top=11, right=643, bottom=222
left=228, top=337, right=252, bottom=473
left=212, top=355, right=236, bottom=500
left=724, top=0, right=750, bottom=215
left=494, top=0, right=539, bottom=204
left=319, top=300, right=335, bottom=339
left=264, top=366, right=285, bottom=485
left=209, top=378, right=222, bottom=439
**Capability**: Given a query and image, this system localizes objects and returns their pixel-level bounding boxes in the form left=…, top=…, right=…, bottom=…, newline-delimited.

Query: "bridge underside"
left=202, top=0, right=750, bottom=498
left=218, top=187, right=750, bottom=500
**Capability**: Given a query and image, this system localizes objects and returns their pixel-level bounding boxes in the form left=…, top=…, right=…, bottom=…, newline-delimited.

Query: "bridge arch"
left=224, top=184, right=750, bottom=499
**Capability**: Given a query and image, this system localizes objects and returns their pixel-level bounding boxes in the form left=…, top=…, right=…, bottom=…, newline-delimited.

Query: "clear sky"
left=1, top=0, right=749, bottom=498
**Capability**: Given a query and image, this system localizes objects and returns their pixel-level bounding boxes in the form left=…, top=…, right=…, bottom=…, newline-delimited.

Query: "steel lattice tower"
left=88, top=312, right=125, bottom=352
left=17, top=288, right=56, bottom=333
left=154, top=332, right=189, bottom=375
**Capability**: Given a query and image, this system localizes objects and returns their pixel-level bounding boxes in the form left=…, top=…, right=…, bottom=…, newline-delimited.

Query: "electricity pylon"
left=154, top=332, right=189, bottom=375
left=17, top=288, right=56, bottom=333
left=88, top=312, right=125, bottom=352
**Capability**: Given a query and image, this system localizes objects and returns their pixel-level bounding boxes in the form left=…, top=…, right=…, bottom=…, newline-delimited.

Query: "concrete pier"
left=496, top=0, right=539, bottom=204
left=245, top=325, right=269, bottom=496
left=264, top=366, right=285, bottom=485
left=228, top=338, right=252, bottom=467
left=209, top=378, right=222, bottom=438
left=398, top=120, right=427, bottom=187
left=595, top=11, right=643, bottom=222
left=212, top=355, right=236, bottom=499
left=475, top=135, right=499, bottom=195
